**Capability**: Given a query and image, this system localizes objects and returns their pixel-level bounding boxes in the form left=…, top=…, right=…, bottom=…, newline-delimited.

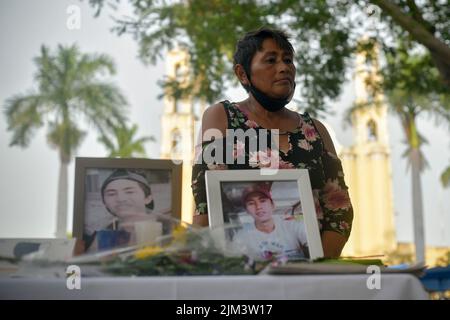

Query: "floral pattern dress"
left=191, top=100, right=353, bottom=239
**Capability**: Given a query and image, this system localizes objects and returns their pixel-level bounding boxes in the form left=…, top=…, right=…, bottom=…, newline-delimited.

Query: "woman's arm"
left=73, top=239, right=85, bottom=256
left=313, top=118, right=353, bottom=258
left=191, top=103, right=228, bottom=227
left=312, top=119, right=337, bottom=155
left=321, top=231, right=347, bottom=258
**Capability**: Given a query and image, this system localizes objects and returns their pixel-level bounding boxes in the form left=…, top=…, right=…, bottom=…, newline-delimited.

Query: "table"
left=0, top=273, right=429, bottom=300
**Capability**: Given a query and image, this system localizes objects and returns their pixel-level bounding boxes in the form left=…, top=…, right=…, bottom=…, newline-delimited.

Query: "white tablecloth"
left=0, top=274, right=428, bottom=300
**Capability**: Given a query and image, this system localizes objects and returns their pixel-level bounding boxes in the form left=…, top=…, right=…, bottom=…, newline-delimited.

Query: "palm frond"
left=77, top=52, right=116, bottom=79
left=98, top=123, right=154, bottom=158
left=46, top=120, right=86, bottom=158
left=3, top=93, right=46, bottom=147
left=34, top=45, right=61, bottom=94
left=74, top=81, right=128, bottom=131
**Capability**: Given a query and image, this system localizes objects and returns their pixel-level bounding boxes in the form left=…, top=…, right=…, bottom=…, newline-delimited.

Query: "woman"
left=191, top=27, right=353, bottom=258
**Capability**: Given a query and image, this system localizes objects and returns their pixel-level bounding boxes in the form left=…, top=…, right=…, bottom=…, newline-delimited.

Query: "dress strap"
left=220, top=100, right=233, bottom=129
left=221, top=100, right=246, bottom=130
left=302, top=112, right=312, bottom=122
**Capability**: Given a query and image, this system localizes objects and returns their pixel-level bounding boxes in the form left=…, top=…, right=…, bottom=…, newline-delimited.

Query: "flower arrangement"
left=66, top=220, right=390, bottom=278
left=101, top=223, right=268, bottom=276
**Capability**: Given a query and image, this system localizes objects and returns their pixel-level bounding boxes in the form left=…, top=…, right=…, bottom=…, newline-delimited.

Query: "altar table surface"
left=0, top=273, right=429, bottom=300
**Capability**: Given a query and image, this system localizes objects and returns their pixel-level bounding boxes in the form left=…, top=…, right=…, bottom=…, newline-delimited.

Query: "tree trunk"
left=55, top=157, right=69, bottom=238
left=370, top=0, right=450, bottom=88
left=411, top=148, right=425, bottom=263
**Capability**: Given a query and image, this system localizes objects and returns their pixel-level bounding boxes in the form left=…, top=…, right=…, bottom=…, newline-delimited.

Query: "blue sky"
left=0, top=0, right=449, bottom=246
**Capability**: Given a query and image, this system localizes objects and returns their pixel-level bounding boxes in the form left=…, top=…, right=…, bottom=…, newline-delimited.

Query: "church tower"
left=340, top=43, right=397, bottom=256
left=160, top=49, right=203, bottom=223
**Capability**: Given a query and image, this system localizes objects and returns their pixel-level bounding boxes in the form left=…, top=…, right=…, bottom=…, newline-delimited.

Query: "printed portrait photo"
left=219, top=180, right=309, bottom=261
left=82, top=168, right=172, bottom=252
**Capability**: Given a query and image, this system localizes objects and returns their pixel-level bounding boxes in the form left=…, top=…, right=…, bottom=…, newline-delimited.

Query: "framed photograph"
left=73, top=157, right=182, bottom=252
left=205, top=169, right=323, bottom=261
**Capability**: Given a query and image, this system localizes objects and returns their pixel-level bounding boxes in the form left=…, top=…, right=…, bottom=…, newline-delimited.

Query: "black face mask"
left=245, top=76, right=296, bottom=112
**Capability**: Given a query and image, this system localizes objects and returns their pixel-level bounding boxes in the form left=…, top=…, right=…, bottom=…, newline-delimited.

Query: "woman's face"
left=249, top=38, right=296, bottom=99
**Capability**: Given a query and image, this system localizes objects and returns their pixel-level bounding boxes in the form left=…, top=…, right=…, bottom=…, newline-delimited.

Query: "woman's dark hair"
left=233, top=27, right=294, bottom=86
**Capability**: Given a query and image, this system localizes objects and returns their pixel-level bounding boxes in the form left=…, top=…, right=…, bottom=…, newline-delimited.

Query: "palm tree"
left=98, top=123, right=154, bottom=158
left=347, top=39, right=450, bottom=263
left=4, top=44, right=128, bottom=237
left=388, top=91, right=429, bottom=263
left=382, top=45, right=450, bottom=263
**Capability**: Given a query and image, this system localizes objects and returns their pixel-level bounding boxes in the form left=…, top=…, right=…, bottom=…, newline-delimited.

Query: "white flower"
left=298, top=139, right=313, bottom=151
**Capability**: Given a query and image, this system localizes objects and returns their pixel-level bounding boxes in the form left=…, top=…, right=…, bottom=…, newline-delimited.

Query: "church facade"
left=339, top=47, right=397, bottom=257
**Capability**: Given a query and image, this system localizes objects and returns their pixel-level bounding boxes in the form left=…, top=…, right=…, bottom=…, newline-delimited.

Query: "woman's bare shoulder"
left=312, top=118, right=337, bottom=156
left=201, top=102, right=228, bottom=136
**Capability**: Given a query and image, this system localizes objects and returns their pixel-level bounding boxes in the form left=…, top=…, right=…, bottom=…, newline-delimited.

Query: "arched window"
left=171, top=129, right=182, bottom=154
left=367, top=119, right=377, bottom=142
left=174, top=63, right=182, bottom=78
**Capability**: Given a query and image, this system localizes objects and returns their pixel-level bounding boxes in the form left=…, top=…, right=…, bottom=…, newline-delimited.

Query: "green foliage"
left=86, top=0, right=450, bottom=117
left=441, top=165, right=450, bottom=188
left=366, top=0, right=450, bottom=44
left=101, top=224, right=266, bottom=276
left=4, top=44, right=128, bottom=161
left=87, top=0, right=358, bottom=117
left=383, top=41, right=448, bottom=96
left=98, top=123, right=154, bottom=158
left=381, top=39, right=450, bottom=171
left=364, top=0, right=450, bottom=87
left=105, top=251, right=258, bottom=276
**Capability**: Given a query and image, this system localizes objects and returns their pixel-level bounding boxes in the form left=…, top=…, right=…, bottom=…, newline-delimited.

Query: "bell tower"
left=340, top=42, right=397, bottom=256
left=160, top=49, right=203, bottom=223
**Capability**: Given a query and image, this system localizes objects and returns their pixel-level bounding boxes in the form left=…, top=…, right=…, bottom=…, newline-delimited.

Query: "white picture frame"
left=205, top=169, right=324, bottom=261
